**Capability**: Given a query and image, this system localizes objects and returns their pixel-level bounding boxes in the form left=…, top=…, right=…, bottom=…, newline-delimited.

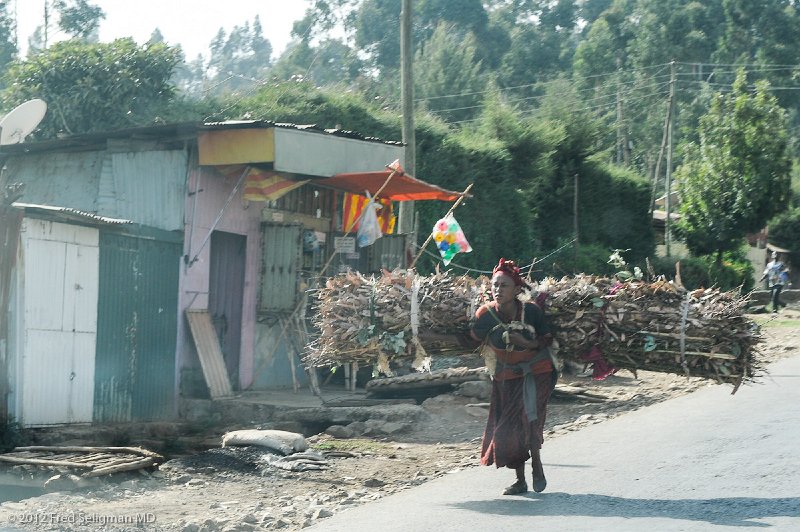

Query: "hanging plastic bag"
left=432, top=214, right=472, bottom=265
left=357, top=193, right=383, bottom=247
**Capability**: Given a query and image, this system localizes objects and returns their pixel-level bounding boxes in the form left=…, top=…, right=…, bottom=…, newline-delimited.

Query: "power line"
left=426, top=78, right=671, bottom=118
left=412, top=63, right=672, bottom=105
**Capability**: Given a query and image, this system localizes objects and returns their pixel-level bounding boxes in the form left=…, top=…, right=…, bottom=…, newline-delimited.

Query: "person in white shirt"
left=760, top=252, right=786, bottom=313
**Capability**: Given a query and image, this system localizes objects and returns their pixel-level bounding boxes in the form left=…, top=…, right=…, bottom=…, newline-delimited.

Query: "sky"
left=14, top=0, right=312, bottom=60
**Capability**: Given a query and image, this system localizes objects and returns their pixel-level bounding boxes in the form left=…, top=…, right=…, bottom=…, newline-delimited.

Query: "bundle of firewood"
left=306, top=270, right=488, bottom=371
left=304, top=270, right=760, bottom=387
left=538, top=274, right=759, bottom=387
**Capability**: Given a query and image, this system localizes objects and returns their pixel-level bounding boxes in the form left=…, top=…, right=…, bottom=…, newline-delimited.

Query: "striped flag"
left=243, top=169, right=308, bottom=201
left=342, top=193, right=396, bottom=234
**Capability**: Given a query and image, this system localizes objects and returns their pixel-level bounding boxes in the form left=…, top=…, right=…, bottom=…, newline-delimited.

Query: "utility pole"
left=43, top=0, right=50, bottom=49
left=649, top=74, right=675, bottom=216
left=616, top=55, right=623, bottom=165
left=573, top=173, right=580, bottom=262
left=397, top=0, right=415, bottom=238
left=664, top=60, right=676, bottom=257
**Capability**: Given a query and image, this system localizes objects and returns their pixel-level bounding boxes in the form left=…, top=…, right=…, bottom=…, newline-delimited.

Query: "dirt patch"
left=0, top=310, right=797, bottom=532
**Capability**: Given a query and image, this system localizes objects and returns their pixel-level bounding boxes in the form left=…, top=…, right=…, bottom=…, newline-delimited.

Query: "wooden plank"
left=83, top=457, right=156, bottom=478
left=14, top=446, right=163, bottom=458
left=0, top=455, right=94, bottom=468
left=185, top=310, right=233, bottom=399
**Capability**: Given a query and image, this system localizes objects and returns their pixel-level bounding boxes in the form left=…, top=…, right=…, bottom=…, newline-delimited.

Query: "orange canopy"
left=314, top=170, right=462, bottom=201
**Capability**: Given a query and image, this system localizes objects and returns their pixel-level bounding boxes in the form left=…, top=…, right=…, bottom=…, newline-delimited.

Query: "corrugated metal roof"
left=202, top=120, right=404, bottom=146
left=1, top=120, right=403, bottom=155
left=12, top=202, right=133, bottom=225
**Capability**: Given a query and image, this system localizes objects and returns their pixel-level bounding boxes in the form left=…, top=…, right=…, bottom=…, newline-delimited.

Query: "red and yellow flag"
left=342, top=193, right=396, bottom=234
left=243, top=169, right=308, bottom=201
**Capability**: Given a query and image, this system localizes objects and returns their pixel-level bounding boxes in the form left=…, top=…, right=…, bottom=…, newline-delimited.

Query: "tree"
left=0, top=1, right=16, bottom=75
left=676, top=69, right=792, bottom=259
left=271, top=38, right=365, bottom=87
left=353, top=0, right=491, bottom=75
left=148, top=28, right=165, bottom=45
left=414, top=22, right=485, bottom=123
left=767, top=207, right=800, bottom=264
left=55, top=0, right=105, bottom=41
left=628, top=0, right=722, bottom=68
left=2, top=38, right=182, bottom=138
left=206, top=19, right=273, bottom=94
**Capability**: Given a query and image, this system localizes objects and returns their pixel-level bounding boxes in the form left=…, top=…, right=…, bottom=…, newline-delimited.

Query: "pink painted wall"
left=177, top=166, right=262, bottom=391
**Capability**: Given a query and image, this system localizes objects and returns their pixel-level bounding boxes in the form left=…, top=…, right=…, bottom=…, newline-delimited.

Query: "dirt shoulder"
left=0, top=310, right=797, bottom=532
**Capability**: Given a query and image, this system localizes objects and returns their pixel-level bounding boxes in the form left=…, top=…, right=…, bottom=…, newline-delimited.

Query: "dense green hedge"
left=650, top=249, right=754, bottom=291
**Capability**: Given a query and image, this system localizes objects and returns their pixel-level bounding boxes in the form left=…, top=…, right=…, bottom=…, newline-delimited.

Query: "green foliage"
left=414, top=23, right=485, bottom=123
left=205, top=17, right=272, bottom=94
left=767, top=207, right=800, bottom=264
left=535, top=243, right=620, bottom=278
left=650, top=248, right=755, bottom=291
left=2, top=38, right=182, bottom=139
left=628, top=0, right=722, bottom=68
left=228, top=80, right=401, bottom=137
left=271, top=38, right=364, bottom=87
left=55, top=0, right=105, bottom=41
left=676, top=69, right=792, bottom=257
left=0, top=1, right=15, bottom=78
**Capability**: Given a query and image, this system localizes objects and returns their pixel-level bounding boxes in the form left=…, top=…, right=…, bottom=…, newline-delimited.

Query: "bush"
left=535, top=243, right=619, bottom=278
left=650, top=251, right=754, bottom=292
left=768, top=207, right=800, bottom=264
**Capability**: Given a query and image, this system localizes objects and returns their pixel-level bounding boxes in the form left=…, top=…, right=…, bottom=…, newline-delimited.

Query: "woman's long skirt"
left=480, top=371, right=555, bottom=469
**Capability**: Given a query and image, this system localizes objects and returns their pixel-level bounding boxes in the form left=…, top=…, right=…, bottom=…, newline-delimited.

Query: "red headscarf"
left=492, top=258, right=529, bottom=288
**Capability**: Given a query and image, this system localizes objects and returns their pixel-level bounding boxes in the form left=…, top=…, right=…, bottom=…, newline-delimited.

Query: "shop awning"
left=313, top=170, right=463, bottom=201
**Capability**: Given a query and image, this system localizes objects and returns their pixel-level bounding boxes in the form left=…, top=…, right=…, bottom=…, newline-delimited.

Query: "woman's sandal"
left=502, top=479, right=528, bottom=495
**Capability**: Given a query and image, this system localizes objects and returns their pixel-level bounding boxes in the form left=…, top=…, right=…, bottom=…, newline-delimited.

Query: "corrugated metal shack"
left=0, top=121, right=431, bottom=425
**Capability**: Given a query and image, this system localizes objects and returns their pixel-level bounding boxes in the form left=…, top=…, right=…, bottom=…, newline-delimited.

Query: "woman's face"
left=492, top=273, right=520, bottom=305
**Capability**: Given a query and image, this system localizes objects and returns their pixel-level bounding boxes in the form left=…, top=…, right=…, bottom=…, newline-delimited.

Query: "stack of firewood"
left=538, top=274, right=759, bottom=387
left=304, top=270, right=760, bottom=388
left=307, top=270, right=486, bottom=368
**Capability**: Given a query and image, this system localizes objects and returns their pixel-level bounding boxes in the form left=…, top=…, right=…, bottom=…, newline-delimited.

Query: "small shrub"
left=536, top=243, right=618, bottom=278
left=650, top=251, right=754, bottom=291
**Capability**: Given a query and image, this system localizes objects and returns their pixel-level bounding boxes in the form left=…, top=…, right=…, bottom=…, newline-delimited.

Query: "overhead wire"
left=427, top=78, right=672, bottom=120
left=412, top=62, right=672, bottom=104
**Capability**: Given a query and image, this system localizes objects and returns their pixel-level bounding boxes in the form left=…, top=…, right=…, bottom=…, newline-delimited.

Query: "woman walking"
left=470, top=259, right=557, bottom=495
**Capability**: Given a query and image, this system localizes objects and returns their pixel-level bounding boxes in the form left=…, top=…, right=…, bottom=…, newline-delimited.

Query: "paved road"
left=311, top=355, right=800, bottom=531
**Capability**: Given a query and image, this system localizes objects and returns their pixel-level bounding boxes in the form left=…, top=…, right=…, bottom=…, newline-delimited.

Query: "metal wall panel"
left=18, top=220, right=98, bottom=426
left=5, top=152, right=103, bottom=213
left=273, top=128, right=404, bottom=177
left=260, top=224, right=301, bottom=312
left=367, top=234, right=407, bottom=273
left=0, top=206, right=23, bottom=418
left=95, top=230, right=181, bottom=421
left=325, top=232, right=367, bottom=275
left=103, top=150, right=187, bottom=231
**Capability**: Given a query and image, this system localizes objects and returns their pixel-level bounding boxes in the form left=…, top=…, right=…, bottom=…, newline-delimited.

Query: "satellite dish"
left=0, top=99, right=47, bottom=145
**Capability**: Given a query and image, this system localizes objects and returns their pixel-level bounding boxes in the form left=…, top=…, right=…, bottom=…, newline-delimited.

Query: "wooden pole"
left=408, top=183, right=474, bottom=269
left=665, top=60, right=676, bottom=257
left=398, top=0, right=416, bottom=237
left=649, top=79, right=674, bottom=215
left=573, top=173, right=580, bottom=262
